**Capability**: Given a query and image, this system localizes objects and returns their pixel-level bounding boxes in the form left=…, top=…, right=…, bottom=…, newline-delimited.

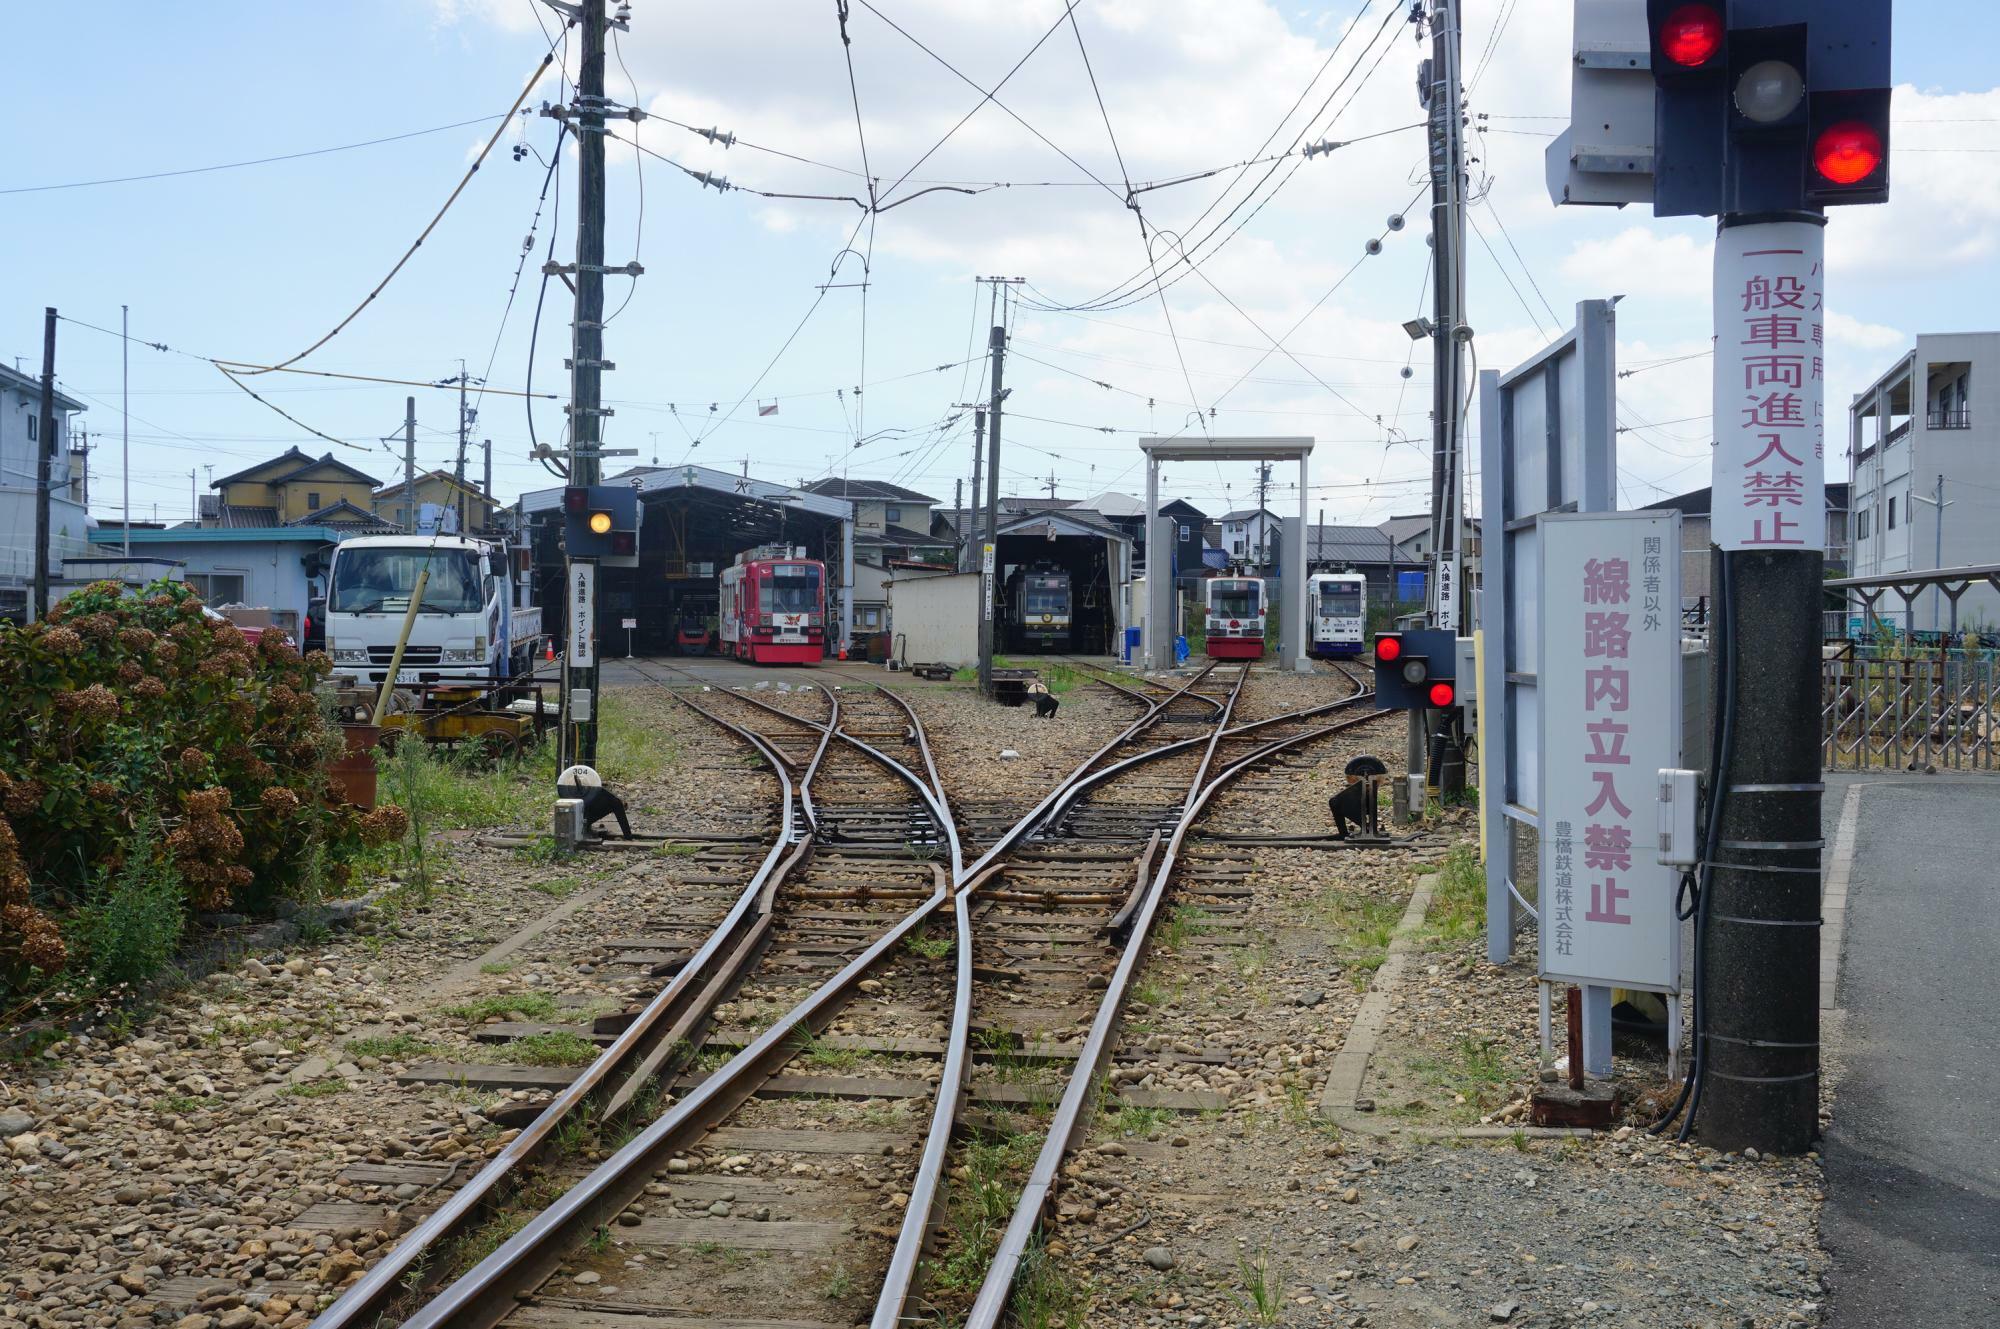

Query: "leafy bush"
left=72, top=812, right=184, bottom=989
left=0, top=579, right=398, bottom=1000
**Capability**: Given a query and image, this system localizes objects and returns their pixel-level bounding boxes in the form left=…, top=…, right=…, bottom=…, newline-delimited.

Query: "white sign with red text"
left=1712, top=220, right=1825, bottom=552
left=1537, top=511, right=1682, bottom=992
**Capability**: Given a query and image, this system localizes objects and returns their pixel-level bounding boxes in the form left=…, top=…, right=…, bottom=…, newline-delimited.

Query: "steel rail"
left=309, top=690, right=804, bottom=1329
left=398, top=864, right=953, bottom=1329
left=964, top=700, right=1394, bottom=1328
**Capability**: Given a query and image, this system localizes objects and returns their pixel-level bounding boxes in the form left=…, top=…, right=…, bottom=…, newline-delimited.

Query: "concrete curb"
left=1318, top=870, right=1589, bottom=1140
left=1821, top=783, right=1863, bottom=1011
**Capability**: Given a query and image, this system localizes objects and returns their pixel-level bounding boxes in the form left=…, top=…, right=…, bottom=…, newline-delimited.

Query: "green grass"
left=284, top=1077, right=349, bottom=1099
left=498, top=1031, right=602, bottom=1067
left=1099, top=1101, right=1173, bottom=1139
left=595, top=695, right=678, bottom=783
left=1421, top=844, right=1487, bottom=948
left=1408, top=1035, right=1512, bottom=1120
left=528, top=875, right=587, bottom=899
left=479, top=961, right=514, bottom=975
left=1014, top=1233, right=1089, bottom=1329
left=655, top=841, right=702, bottom=857
left=904, top=931, right=954, bottom=960
left=790, top=1028, right=861, bottom=1072
left=1157, top=904, right=1212, bottom=952
left=442, top=991, right=562, bottom=1023
left=1310, top=887, right=1408, bottom=986
left=823, top=1265, right=855, bottom=1302
left=344, top=1033, right=438, bottom=1061
left=1233, top=1244, right=1284, bottom=1327
left=927, top=1133, right=1039, bottom=1292
left=153, top=1093, right=219, bottom=1114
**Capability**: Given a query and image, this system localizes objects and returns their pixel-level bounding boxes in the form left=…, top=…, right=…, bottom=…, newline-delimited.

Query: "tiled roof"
left=801, top=478, right=939, bottom=503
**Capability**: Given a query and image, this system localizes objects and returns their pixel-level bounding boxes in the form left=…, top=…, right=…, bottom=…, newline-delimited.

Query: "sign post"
left=1537, top=510, right=1682, bottom=1074
left=621, top=615, right=637, bottom=659
left=566, top=562, right=596, bottom=730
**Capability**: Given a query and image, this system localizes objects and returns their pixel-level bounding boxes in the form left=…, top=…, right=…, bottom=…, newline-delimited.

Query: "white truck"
left=324, top=534, right=543, bottom=690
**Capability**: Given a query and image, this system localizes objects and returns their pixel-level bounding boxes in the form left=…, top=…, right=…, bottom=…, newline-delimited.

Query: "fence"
left=1822, top=649, right=2000, bottom=771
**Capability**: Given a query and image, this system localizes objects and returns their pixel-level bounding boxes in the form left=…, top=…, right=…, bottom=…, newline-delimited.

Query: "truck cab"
left=325, top=534, right=542, bottom=689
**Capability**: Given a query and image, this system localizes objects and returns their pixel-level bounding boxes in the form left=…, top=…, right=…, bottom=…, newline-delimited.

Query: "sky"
left=7, top=0, right=1997, bottom=531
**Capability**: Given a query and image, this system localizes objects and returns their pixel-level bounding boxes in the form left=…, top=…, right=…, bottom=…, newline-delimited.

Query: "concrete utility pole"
left=952, top=402, right=986, bottom=571
left=121, top=305, right=130, bottom=556
left=1912, top=476, right=1953, bottom=632
left=482, top=438, right=492, bottom=529
left=33, top=308, right=55, bottom=621
left=1255, top=462, right=1271, bottom=567
left=403, top=397, right=418, bottom=534
left=978, top=325, right=1006, bottom=695
left=551, top=0, right=627, bottom=771
left=1425, top=0, right=1469, bottom=634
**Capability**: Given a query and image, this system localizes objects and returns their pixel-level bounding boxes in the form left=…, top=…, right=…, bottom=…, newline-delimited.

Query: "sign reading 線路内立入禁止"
left=1712, top=220, right=1825, bottom=553
left=1537, top=510, right=1681, bottom=993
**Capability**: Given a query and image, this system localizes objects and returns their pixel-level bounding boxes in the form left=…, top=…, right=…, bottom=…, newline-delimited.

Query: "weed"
left=344, top=1033, right=437, bottom=1061
left=930, top=1132, right=1038, bottom=1291
left=1158, top=904, right=1211, bottom=951
left=73, top=812, right=184, bottom=990
left=904, top=932, right=954, bottom=961
left=553, top=1103, right=600, bottom=1156
left=514, top=836, right=564, bottom=865
left=500, top=1031, right=601, bottom=1067
left=1131, top=979, right=1166, bottom=1007
left=153, top=1093, right=217, bottom=1114
left=1509, top=1129, right=1530, bottom=1152
left=1015, top=1233, right=1089, bottom=1328
left=1408, top=1035, right=1510, bottom=1118
left=1421, top=844, right=1487, bottom=948
left=295, top=915, right=332, bottom=946
left=585, top=1224, right=613, bottom=1255
left=529, top=876, right=585, bottom=899
left=1233, top=1243, right=1284, bottom=1326
left=458, top=1210, right=528, bottom=1267
left=655, top=841, right=701, bottom=857
left=823, top=1264, right=854, bottom=1301
left=791, top=1028, right=861, bottom=1072
left=479, top=961, right=514, bottom=975
left=1100, top=1101, right=1173, bottom=1139
left=443, top=992, right=562, bottom=1023
left=283, top=1077, right=349, bottom=1099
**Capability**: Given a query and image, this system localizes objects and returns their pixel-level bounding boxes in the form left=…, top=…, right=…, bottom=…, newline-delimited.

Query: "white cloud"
left=1558, top=227, right=1714, bottom=301
left=1824, top=311, right=1906, bottom=352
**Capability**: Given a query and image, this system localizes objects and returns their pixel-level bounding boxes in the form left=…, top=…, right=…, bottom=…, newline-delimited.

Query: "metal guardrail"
left=1822, top=652, right=2000, bottom=771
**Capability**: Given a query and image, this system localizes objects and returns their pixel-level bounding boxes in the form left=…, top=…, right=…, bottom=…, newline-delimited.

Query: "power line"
left=0, top=113, right=516, bottom=195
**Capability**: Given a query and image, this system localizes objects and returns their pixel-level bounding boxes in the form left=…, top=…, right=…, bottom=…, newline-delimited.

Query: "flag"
left=758, top=402, right=779, bottom=417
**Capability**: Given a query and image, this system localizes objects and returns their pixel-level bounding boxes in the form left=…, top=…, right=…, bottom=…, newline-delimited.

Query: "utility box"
left=1546, top=0, right=1656, bottom=207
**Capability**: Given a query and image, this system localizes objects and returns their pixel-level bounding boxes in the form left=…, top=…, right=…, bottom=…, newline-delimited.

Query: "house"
left=1219, top=508, right=1281, bottom=568
left=201, top=447, right=388, bottom=529
left=374, top=469, right=500, bottom=533
left=1641, top=484, right=1850, bottom=614
left=1849, top=332, right=2000, bottom=627
left=1305, top=523, right=1426, bottom=606
left=0, top=363, right=89, bottom=621
left=84, top=526, right=342, bottom=640
left=801, top=478, right=949, bottom=637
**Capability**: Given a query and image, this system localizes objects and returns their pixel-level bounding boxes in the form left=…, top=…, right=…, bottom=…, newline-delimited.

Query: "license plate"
left=395, top=668, right=424, bottom=683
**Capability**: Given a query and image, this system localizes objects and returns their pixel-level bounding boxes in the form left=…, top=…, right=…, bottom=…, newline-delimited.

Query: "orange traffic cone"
left=544, top=638, right=555, bottom=662
left=837, top=647, right=848, bottom=661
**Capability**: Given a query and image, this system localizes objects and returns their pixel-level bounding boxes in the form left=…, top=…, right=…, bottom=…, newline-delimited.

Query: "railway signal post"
left=1549, top=0, right=1891, bottom=1153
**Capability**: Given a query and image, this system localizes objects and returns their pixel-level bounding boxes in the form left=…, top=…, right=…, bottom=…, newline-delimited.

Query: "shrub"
left=0, top=579, right=381, bottom=1000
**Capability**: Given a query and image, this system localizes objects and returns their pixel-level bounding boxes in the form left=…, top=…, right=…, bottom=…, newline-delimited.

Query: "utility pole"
left=1044, top=470, right=1059, bottom=501
left=978, top=324, right=1007, bottom=696
left=121, top=305, right=131, bottom=556
left=1255, top=461, right=1273, bottom=568
left=33, top=309, right=55, bottom=621
left=953, top=403, right=986, bottom=572
left=549, top=0, right=630, bottom=771
left=482, top=438, right=493, bottom=530
left=1424, top=0, right=1468, bottom=634
left=403, top=397, right=418, bottom=534
left=1913, top=475, right=1953, bottom=633
left=1316, top=504, right=1324, bottom=571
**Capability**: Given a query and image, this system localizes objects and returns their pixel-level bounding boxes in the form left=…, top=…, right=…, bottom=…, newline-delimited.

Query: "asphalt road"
left=1822, top=773, right=2000, bottom=1326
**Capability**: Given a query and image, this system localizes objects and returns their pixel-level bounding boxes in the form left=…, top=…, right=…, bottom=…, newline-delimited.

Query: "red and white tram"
left=719, top=548, right=826, bottom=664
left=1203, top=577, right=1266, bottom=660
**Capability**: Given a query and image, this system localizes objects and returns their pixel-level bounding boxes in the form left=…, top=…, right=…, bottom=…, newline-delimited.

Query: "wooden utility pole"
left=978, top=325, right=1006, bottom=696
left=33, top=308, right=55, bottom=621
left=403, top=397, right=417, bottom=533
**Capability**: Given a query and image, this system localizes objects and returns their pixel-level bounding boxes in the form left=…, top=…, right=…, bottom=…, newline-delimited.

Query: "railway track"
left=311, top=659, right=1396, bottom=1328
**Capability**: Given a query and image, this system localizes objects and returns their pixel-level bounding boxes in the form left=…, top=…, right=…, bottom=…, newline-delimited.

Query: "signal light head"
left=1374, top=635, right=1402, bottom=662
left=1658, top=3, right=1723, bottom=67
left=610, top=531, right=636, bottom=557
left=1814, top=120, right=1884, bottom=186
left=1735, top=59, right=1805, bottom=124
left=563, top=486, right=588, bottom=513
left=1400, top=659, right=1430, bottom=687
left=588, top=511, right=614, bottom=535
left=1428, top=681, right=1456, bottom=708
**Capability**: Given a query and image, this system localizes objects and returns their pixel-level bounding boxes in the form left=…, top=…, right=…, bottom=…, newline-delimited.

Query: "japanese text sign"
left=568, top=563, right=596, bottom=668
left=1537, top=511, right=1682, bottom=992
left=1712, top=221, right=1825, bottom=552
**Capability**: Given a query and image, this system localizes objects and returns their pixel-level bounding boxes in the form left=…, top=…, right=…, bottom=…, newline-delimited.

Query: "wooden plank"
left=338, top=1160, right=458, bottom=1186
left=292, top=1201, right=392, bottom=1233
left=622, top=1216, right=848, bottom=1252
left=698, top=1126, right=916, bottom=1156
left=473, top=1021, right=606, bottom=1044
left=398, top=1062, right=580, bottom=1090
left=970, top=1083, right=1226, bottom=1113
left=673, top=1072, right=934, bottom=1101
left=510, top=1303, right=843, bottom=1329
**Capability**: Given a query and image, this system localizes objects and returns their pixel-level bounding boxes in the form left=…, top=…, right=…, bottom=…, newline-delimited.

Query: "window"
left=884, top=506, right=902, bottom=524
left=25, top=415, right=35, bottom=442
left=859, top=607, right=880, bottom=628
left=330, top=547, right=484, bottom=613
left=1888, top=497, right=1897, bottom=530
left=307, top=491, right=321, bottom=511
left=1231, top=539, right=1244, bottom=555
left=1178, top=524, right=1191, bottom=542
left=187, top=572, right=247, bottom=606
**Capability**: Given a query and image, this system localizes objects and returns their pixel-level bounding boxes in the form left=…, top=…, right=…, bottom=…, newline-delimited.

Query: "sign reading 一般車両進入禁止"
left=569, top=563, right=595, bottom=668
left=1537, top=510, right=1681, bottom=993
left=1712, top=220, right=1826, bottom=553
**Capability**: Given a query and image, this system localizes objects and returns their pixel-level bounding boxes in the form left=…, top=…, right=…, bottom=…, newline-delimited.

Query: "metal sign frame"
left=1477, top=299, right=1619, bottom=966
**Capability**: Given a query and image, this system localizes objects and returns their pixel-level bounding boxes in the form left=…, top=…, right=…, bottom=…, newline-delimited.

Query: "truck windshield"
left=1213, top=585, right=1259, bottom=618
left=330, top=547, right=484, bottom=614
left=1319, top=586, right=1363, bottom=615
left=764, top=568, right=820, bottom=614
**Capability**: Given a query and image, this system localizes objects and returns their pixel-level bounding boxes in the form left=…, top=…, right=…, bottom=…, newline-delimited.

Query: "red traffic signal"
left=1374, top=634, right=1403, bottom=663
left=563, top=486, right=589, bottom=514
left=1814, top=120, right=1884, bottom=186
left=610, top=530, right=636, bottom=557
left=1428, top=681, right=1457, bottom=709
left=1658, top=3, right=1723, bottom=68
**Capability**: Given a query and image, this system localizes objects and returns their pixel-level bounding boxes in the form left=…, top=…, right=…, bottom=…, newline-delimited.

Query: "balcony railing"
left=1928, top=408, right=1971, bottom=430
